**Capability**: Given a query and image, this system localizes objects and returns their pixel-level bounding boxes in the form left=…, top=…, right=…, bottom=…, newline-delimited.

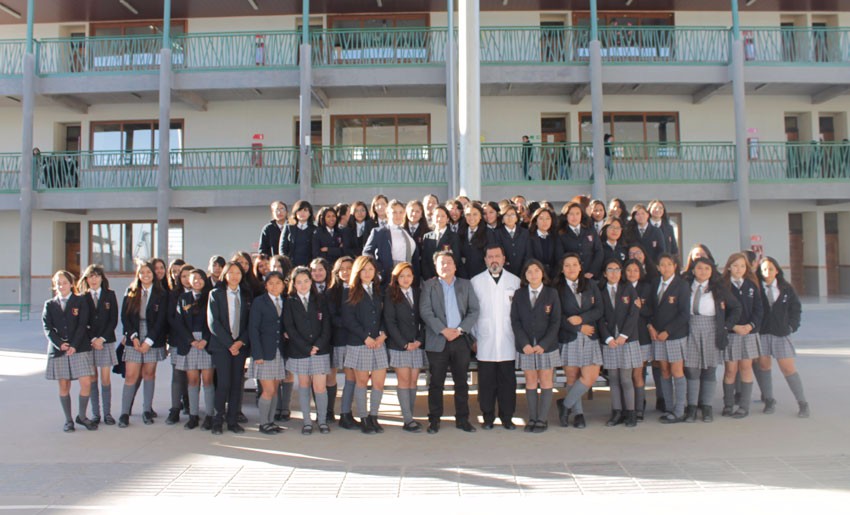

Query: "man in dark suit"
left=363, top=199, right=421, bottom=286
left=258, top=201, right=288, bottom=257
left=420, top=251, right=480, bottom=433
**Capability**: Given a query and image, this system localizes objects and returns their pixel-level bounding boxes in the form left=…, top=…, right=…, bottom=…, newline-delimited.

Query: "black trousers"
left=477, top=360, right=517, bottom=424
left=427, top=341, right=471, bottom=422
left=211, top=351, right=247, bottom=425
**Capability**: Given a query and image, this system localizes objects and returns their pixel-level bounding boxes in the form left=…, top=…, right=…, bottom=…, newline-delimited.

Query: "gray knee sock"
left=564, top=382, right=588, bottom=412
left=734, top=372, right=742, bottom=397
left=268, top=395, right=278, bottom=422
left=354, top=386, right=368, bottom=418
left=370, top=389, right=383, bottom=416
left=341, top=380, right=356, bottom=414
left=619, top=370, right=635, bottom=411
left=121, top=384, right=136, bottom=416
left=258, top=397, right=272, bottom=425
left=315, top=392, right=328, bottom=425
left=673, top=376, right=686, bottom=417
left=660, top=377, right=674, bottom=412
left=298, top=386, right=312, bottom=426
left=78, top=395, right=89, bottom=419
left=700, top=367, right=717, bottom=406
left=204, top=386, right=215, bottom=416
left=188, top=385, right=200, bottom=416
left=739, top=381, right=753, bottom=412
left=610, top=371, right=623, bottom=411
left=326, top=384, right=337, bottom=415
left=635, top=384, right=646, bottom=412
left=280, top=381, right=294, bottom=414
left=539, top=388, right=553, bottom=421
left=171, top=366, right=184, bottom=410
left=142, top=378, right=155, bottom=412
left=408, top=386, right=417, bottom=417
left=652, top=366, right=664, bottom=402
left=758, top=367, right=774, bottom=400
left=723, top=382, right=736, bottom=408
left=102, top=384, right=112, bottom=417
left=785, top=372, right=807, bottom=403
left=60, top=395, right=73, bottom=423
left=398, top=388, right=413, bottom=423
left=90, top=382, right=101, bottom=418
left=526, top=388, right=539, bottom=421
left=685, top=367, right=701, bottom=406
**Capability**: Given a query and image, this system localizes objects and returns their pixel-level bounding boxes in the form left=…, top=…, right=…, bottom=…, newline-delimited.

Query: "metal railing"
left=172, top=31, right=300, bottom=71
left=596, top=26, right=729, bottom=64
left=0, top=153, right=20, bottom=192
left=605, top=142, right=736, bottom=182
left=742, top=27, right=850, bottom=64
left=311, top=144, right=448, bottom=185
left=0, top=40, right=25, bottom=76
left=749, top=142, right=850, bottom=180
left=37, top=35, right=163, bottom=75
left=480, top=27, right=589, bottom=64
left=311, top=28, right=448, bottom=66
left=171, top=147, right=298, bottom=188
left=482, top=143, right=593, bottom=183
left=33, top=151, right=158, bottom=191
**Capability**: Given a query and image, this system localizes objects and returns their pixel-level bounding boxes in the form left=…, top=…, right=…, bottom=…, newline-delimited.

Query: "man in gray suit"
left=420, top=250, right=481, bottom=434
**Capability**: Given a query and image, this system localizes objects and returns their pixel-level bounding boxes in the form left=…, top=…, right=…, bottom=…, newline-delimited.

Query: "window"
left=332, top=115, right=430, bottom=146
left=579, top=112, right=680, bottom=144
left=91, top=21, right=186, bottom=37
left=90, top=220, right=184, bottom=273
left=91, top=120, right=184, bottom=166
left=328, top=14, right=428, bottom=30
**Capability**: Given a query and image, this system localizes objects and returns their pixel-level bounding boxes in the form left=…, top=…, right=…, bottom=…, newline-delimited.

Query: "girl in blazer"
left=482, top=201, right=501, bottom=232
left=310, top=258, right=331, bottom=294
left=720, top=252, right=764, bottom=419
left=587, top=199, right=607, bottom=235
left=233, top=251, right=262, bottom=299
left=555, top=253, right=603, bottom=429
left=607, top=198, right=629, bottom=227
left=341, top=256, right=388, bottom=434
left=649, top=254, right=691, bottom=424
left=77, top=264, right=118, bottom=426
left=648, top=199, right=679, bottom=262
left=283, top=267, right=333, bottom=435
left=446, top=199, right=467, bottom=234
left=384, top=262, right=428, bottom=433
left=327, top=256, right=355, bottom=428
left=348, top=200, right=377, bottom=256
left=173, top=269, right=215, bottom=430
left=528, top=206, right=558, bottom=279
left=248, top=272, right=288, bottom=435
left=601, top=218, right=629, bottom=265
left=313, top=206, right=349, bottom=264
left=422, top=193, right=440, bottom=222
left=421, top=206, right=461, bottom=282
left=459, top=203, right=494, bottom=279
left=207, top=260, right=252, bottom=435
left=556, top=202, right=603, bottom=279
left=370, top=194, right=390, bottom=228
left=166, top=263, right=194, bottom=426
left=598, top=258, right=643, bottom=428
left=44, top=270, right=95, bottom=432
left=683, top=257, right=742, bottom=423
left=627, top=243, right=659, bottom=285
left=624, top=258, right=654, bottom=422
left=624, top=204, right=666, bottom=264
left=511, top=260, right=561, bottom=433
left=756, top=256, right=809, bottom=418
left=279, top=200, right=316, bottom=267
left=118, top=261, right=167, bottom=428
left=405, top=199, right=430, bottom=251
left=495, top=204, right=531, bottom=277
left=683, top=243, right=716, bottom=282
left=151, top=258, right=170, bottom=294
left=206, top=255, right=225, bottom=290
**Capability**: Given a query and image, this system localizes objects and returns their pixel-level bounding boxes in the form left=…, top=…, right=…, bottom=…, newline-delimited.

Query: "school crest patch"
left=668, top=296, right=676, bottom=304
left=544, top=304, right=552, bottom=314
left=71, top=308, right=79, bottom=316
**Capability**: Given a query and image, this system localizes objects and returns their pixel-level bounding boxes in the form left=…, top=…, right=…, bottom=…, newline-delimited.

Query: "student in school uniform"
left=482, top=201, right=500, bottom=233
left=166, top=263, right=195, bottom=426
left=233, top=251, right=262, bottom=300
left=346, top=201, right=376, bottom=256
left=151, top=258, right=170, bottom=294
left=682, top=256, right=742, bottom=423
left=624, top=258, right=654, bottom=421
left=310, top=258, right=331, bottom=294
left=756, top=256, right=809, bottom=418
left=556, top=201, right=603, bottom=279
left=383, top=262, right=428, bottom=433
left=206, top=255, right=226, bottom=290
left=258, top=201, right=288, bottom=257
left=248, top=271, right=286, bottom=434
left=253, top=254, right=271, bottom=283
left=607, top=198, right=629, bottom=226
left=528, top=207, right=558, bottom=279
left=313, top=206, right=349, bottom=264
left=341, top=256, right=389, bottom=434
left=118, top=261, right=168, bottom=428
left=624, top=204, right=666, bottom=264
left=44, top=270, right=95, bottom=432
left=683, top=243, right=716, bottom=281
left=421, top=206, right=461, bottom=282
left=598, top=258, right=643, bottom=428
left=648, top=199, right=679, bottom=262
left=445, top=199, right=466, bottom=234
left=279, top=200, right=317, bottom=268
left=77, top=264, right=119, bottom=426
left=720, top=252, right=764, bottom=419
left=207, top=260, right=252, bottom=435
left=511, top=260, right=561, bottom=433
left=404, top=199, right=430, bottom=251
left=422, top=194, right=440, bottom=222
left=363, top=199, right=421, bottom=287
left=494, top=204, right=531, bottom=278
left=554, top=253, right=604, bottom=429
left=326, top=256, right=355, bottom=427
left=627, top=243, right=659, bottom=286
left=649, top=254, right=691, bottom=424
left=370, top=194, right=390, bottom=228
left=173, top=269, right=216, bottom=430
left=601, top=218, right=629, bottom=264
left=459, top=203, right=494, bottom=279
left=587, top=199, right=607, bottom=235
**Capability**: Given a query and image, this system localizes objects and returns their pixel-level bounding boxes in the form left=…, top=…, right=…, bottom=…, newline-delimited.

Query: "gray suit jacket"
left=419, top=276, right=480, bottom=353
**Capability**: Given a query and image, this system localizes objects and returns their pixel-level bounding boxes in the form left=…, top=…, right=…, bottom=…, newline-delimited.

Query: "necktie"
left=365, top=285, right=372, bottom=299
left=405, top=290, right=414, bottom=308
left=60, top=297, right=67, bottom=311
left=693, top=285, right=702, bottom=315
left=573, top=227, right=580, bottom=237
left=767, top=286, right=776, bottom=306
left=639, top=227, right=646, bottom=238
left=468, top=229, right=474, bottom=241
left=531, top=289, right=538, bottom=308
left=734, top=280, right=743, bottom=290
left=275, top=297, right=282, bottom=316
left=231, top=291, right=240, bottom=339
left=403, top=230, right=413, bottom=262
left=571, top=283, right=581, bottom=308
left=358, top=224, right=364, bottom=238
left=509, top=230, right=515, bottom=239
left=92, top=291, right=99, bottom=306
left=301, top=295, right=309, bottom=311
left=610, top=285, right=617, bottom=308
left=142, top=289, right=148, bottom=317
left=298, top=223, right=307, bottom=230
left=657, top=281, right=668, bottom=305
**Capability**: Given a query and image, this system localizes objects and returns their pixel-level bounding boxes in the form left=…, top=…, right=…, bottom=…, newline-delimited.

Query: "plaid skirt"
left=560, top=334, right=603, bottom=367
left=287, top=353, right=331, bottom=376
left=389, top=348, right=428, bottom=369
left=45, top=351, right=95, bottom=380
left=685, top=315, right=722, bottom=369
left=724, top=333, right=760, bottom=361
left=123, top=345, right=167, bottom=364
left=652, top=337, right=687, bottom=363
left=332, top=346, right=347, bottom=369
left=92, top=344, right=118, bottom=368
left=174, top=347, right=214, bottom=371
left=248, top=350, right=287, bottom=380
left=344, top=345, right=389, bottom=372
left=516, top=349, right=561, bottom=371
left=640, top=344, right=653, bottom=363
left=759, top=334, right=796, bottom=360
left=602, top=341, right=644, bottom=370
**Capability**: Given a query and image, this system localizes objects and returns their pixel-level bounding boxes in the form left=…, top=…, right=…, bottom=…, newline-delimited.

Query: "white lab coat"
left=471, top=269, right=521, bottom=362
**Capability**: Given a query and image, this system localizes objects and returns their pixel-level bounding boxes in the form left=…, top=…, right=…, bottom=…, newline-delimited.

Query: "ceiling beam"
left=695, top=200, right=728, bottom=208
left=44, top=209, right=88, bottom=215
left=49, top=95, right=89, bottom=114
left=692, top=83, right=725, bottom=105
left=811, top=85, right=850, bottom=105
left=569, top=83, right=589, bottom=105
left=174, top=90, right=208, bottom=111
left=816, top=199, right=850, bottom=206
left=311, top=87, right=329, bottom=109
left=181, top=207, right=208, bottom=213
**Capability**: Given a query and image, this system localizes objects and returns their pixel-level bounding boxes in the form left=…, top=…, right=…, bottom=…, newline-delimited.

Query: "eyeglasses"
left=606, top=268, right=622, bottom=273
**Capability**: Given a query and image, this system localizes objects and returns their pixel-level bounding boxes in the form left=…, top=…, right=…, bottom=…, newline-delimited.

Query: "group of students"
left=43, top=193, right=809, bottom=435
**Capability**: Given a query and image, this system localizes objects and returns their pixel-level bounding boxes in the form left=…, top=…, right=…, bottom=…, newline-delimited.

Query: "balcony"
left=0, top=153, right=20, bottom=193
left=37, top=35, right=164, bottom=75
left=173, top=31, right=300, bottom=71
left=743, top=27, right=850, bottom=65
left=750, top=142, right=850, bottom=181
left=311, top=144, right=448, bottom=186
left=171, top=147, right=298, bottom=189
left=311, top=28, right=447, bottom=66
left=597, top=26, right=729, bottom=64
left=33, top=151, right=158, bottom=191
left=0, top=40, right=25, bottom=77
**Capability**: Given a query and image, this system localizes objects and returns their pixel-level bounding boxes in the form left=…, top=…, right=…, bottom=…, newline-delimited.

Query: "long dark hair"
left=689, top=256, right=724, bottom=294
left=347, top=255, right=381, bottom=306
left=387, top=261, right=416, bottom=304
left=520, top=259, right=550, bottom=288
left=289, top=199, right=315, bottom=225
left=554, top=252, right=589, bottom=294
left=77, top=264, right=110, bottom=294
left=124, top=260, right=165, bottom=315
left=599, top=257, right=626, bottom=289
left=757, top=256, right=790, bottom=290
left=465, top=203, right=489, bottom=249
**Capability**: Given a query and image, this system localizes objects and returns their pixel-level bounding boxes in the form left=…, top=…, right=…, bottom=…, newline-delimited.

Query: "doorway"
left=788, top=213, right=804, bottom=294
left=64, top=222, right=81, bottom=278
left=784, top=115, right=800, bottom=142
left=825, top=213, right=839, bottom=296
left=541, top=116, right=568, bottom=180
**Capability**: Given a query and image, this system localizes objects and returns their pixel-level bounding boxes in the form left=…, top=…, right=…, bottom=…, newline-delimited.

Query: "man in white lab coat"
left=471, top=244, right=521, bottom=430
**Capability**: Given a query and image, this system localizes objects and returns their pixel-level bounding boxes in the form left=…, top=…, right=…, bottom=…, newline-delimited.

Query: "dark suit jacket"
left=627, top=224, right=666, bottom=263
left=43, top=294, right=90, bottom=357
left=84, top=289, right=118, bottom=344
left=650, top=275, right=691, bottom=340
left=632, top=281, right=654, bottom=346
left=406, top=221, right=430, bottom=250
left=327, top=285, right=349, bottom=347
left=459, top=227, right=495, bottom=279
left=656, top=220, right=679, bottom=258
left=341, top=287, right=384, bottom=347
left=173, top=291, right=211, bottom=356
left=759, top=281, right=802, bottom=337
left=259, top=220, right=283, bottom=257
left=312, top=226, right=349, bottom=263
left=730, top=278, right=764, bottom=332
left=349, top=219, right=377, bottom=256
left=121, top=289, right=167, bottom=348
left=598, top=282, right=640, bottom=343
left=362, top=226, right=421, bottom=286
left=602, top=241, right=629, bottom=264
left=689, top=281, right=742, bottom=350
left=248, top=294, right=285, bottom=361
left=421, top=229, right=461, bottom=282
left=495, top=226, right=531, bottom=277
left=558, top=281, right=604, bottom=343
left=283, top=292, right=331, bottom=358
left=511, top=285, right=561, bottom=353
left=556, top=227, right=603, bottom=278
left=528, top=233, right=557, bottom=279
left=383, top=288, right=426, bottom=351
left=279, top=223, right=316, bottom=267
left=419, top=276, right=480, bottom=352
left=207, top=286, right=252, bottom=355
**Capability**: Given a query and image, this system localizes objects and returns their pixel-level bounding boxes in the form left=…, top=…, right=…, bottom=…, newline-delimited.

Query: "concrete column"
left=156, top=0, right=172, bottom=261
left=589, top=0, right=606, bottom=201
left=445, top=0, right=458, bottom=198
left=299, top=44, right=312, bottom=202
left=458, top=0, right=480, bottom=200
left=730, top=25, right=752, bottom=251
left=802, top=211, right=828, bottom=297
left=19, top=0, right=34, bottom=311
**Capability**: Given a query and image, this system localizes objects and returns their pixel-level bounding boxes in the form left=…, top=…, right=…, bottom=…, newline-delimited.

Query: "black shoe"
left=402, top=421, right=422, bottom=433
left=75, top=416, right=98, bottom=431
left=533, top=421, right=548, bottom=434
left=635, top=410, right=645, bottom=422
left=63, top=421, right=75, bottom=433
left=237, top=412, right=248, bottom=424
left=624, top=410, right=637, bottom=427
left=684, top=405, right=698, bottom=423
left=656, top=398, right=666, bottom=413
left=658, top=412, right=683, bottom=424
left=369, top=415, right=384, bottom=434
left=184, top=415, right=200, bottom=430
left=456, top=419, right=477, bottom=433
left=201, top=416, right=213, bottom=431
left=556, top=398, right=569, bottom=426
left=227, top=423, right=245, bottom=434
left=118, top=414, right=130, bottom=428
left=722, top=406, right=735, bottom=417
left=524, top=420, right=537, bottom=433
left=502, top=419, right=517, bottom=430
left=165, top=408, right=180, bottom=425
left=360, top=416, right=375, bottom=434
left=273, top=411, right=284, bottom=421
left=427, top=420, right=440, bottom=434
left=270, top=423, right=285, bottom=433
left=481, top=420, right=495, bottom=430
left=732, top=408, right=749, bottom=419
left=338, top=413, right=359, bottom=430
left=318, top=423, right=331, bottom=434
left=798, top=402, right=810, bottom=418
left=142, top=411, right=154, bottom=425
left=573, top=414, right=586, bottom=429
left=301, top=424, right=313, bottom=435
left=701, top=405, right=714, bottom=423
left=91, top=415, right=101, bottom=425
left=103, top=415, right=116, bottom=426
left=276, top=410, right=291, bottom=422
left=326, top=411, right=336, bottom=424
left=211, top=422, right=223, bottom=435
left=763, top=398, right=777, bottom=414
left=150, top=409, right=158, bottom=418
left=605, top=410, right=623, bottom=427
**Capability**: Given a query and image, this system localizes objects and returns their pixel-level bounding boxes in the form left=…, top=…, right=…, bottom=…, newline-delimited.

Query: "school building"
left=0, top=0, right=848, bottom=310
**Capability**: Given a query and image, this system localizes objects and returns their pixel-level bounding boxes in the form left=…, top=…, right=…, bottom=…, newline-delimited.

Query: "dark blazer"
left=729, top=278, right=764, bottom=333
left=207, top=286, right=252, bottom=355
left=459, top=226, right=495, bottom=279
left=171, top=292, right=211, bottom=356
left=84, top=289, right=118, bottom=344
left=511, top=285, right=561, bottom=353
left=655, top=220, right=679, bottom=258
left=122, top=288, right=167, bottom=348
left=759, top=281, right=802, bottom=337
left=690, top=281, right=742, bottom=350
left=43, top=294, right=90, bottom=357
left=528, top=232, right=557, bottom=279
left=631, top=280, right=654, bottom=346
left=598, top=282, right=640, bottom=344
left=363, top=226, right=421, bottom=286
left=406, top=221, right=430, bottom=250
left=419, top=276, right=480, bottom=352
left=495, top=225, right=531, bottom=277
left=383, top=288, right=426, bottom=351
left=649, top=275, right=690, bottom=340
left=327, top=285, right=349, bottom=348
left=626, top=224, right=666, bottom=263
left=283, top=292, right=331, bottom=359
left=556, top=226, right=604, bottom=278
left=341, top=287, right=384, bottom=347
left=259, top=220, right=283, bottom=257
left=166, top=287, right=187, bottom=346
left=312, top=226, right=349, bottom=263
left=601, top=241, right=629, bottom=265
left=248, top=294, right=285, bottom=361
left=349, top=219, right=377, bottom=256
left=279, top=223, right=316, bottom=267
left=558, top=281, right=604, bottom=343
left=421, top=228, right=461, bottom=282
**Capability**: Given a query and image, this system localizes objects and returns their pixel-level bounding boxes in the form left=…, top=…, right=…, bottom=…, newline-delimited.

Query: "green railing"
left=742, top=27, right=850, bottom=64
left=597, top=26, right=729, bottom=64
left=171, top=147, right=298, bottom=188
left=33, top=151, right=158, bottom=191
left=311, top=28, right=448, bottom=66
left=482, top=143, right=593, bottom=183
left=0, top=153, right=20, bottom=192
left=0, top=40, right=25, bottom=76
left=312, top=144, right=448, bottom=185
left=750, top=142, right=850, bottom=180
left=37, top=35, right=163, bottom=75
left=606, top=142, right=736, bottom=182
left=173, top=31, right=300, bottom=71
left=480, top=27, right=589, bottom=64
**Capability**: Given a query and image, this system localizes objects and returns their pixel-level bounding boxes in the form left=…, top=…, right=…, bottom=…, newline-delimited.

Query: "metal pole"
left=156, top=0, right=172, bottom=261
left=445, top=0, right=457, bottom=198
left=19, top=0, right=34, bottom=311
left=298, top=0, right=313, bottom=202
left=731, top=0, right=751, bottom=251
left=589, top=0, right=606, bottom=201
left=458, top=0, right=480, bottom=200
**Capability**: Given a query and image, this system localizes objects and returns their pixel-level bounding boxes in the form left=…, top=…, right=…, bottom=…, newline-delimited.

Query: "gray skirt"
left=174, top=347, right=214, bottom=371
left=652, top=337, right=687, bottom=363
left=92, top=344, right=119, bottom=368
left=249, top=350, right=287, bottom=380
left=332, top=346, right=347, bottom=369
left=602, top=340, right=644, bottom=369
left=45, top=351, right=95, bottom=380
left=123, top=345, right=167, bottom=364
left=685, top=315, right=722, bottom=369
left=287, top=353, right=331, bottom=376
left=724, top=333, right=760, bottom=361
left=640, top=344, right=653, bottom=363
left=516, top=349, right=560, bottom=371
left=389, top=348, right=428, bottom=369
left=759, top=334, right=796, bottom=360
left=560, top=334, right=603, bottom=367
left=344, top=345, right=389, bottom=372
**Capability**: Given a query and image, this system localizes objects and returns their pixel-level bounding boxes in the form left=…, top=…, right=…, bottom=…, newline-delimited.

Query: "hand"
left=131, top=337, right=140, bottom=347
left=523, top=344, right=534, bottom=355
left=375, top=333, right=387, bottom=346
left=407, top=341, right=422, bottom=351
left=441, top=328, right=462, bottom=342
left=567, top=315, right=583, bottom=326
left=583, top=272, right=594, bottom=279
left=657, top=331, right=669, bottom=342
left=580, top=324, right=595, bottom=336
left=615, top=335, right=628, bottom=346
left=320, top=247, right=328, bottom=252
left=255, top=359, right=265, bottom=365
left=733, top=324, right=752, bottom=335
left=60, top=342, right=70, bottom=352
left=534, top=346, right=545, bottom=355
left=310, top=346, right=319, bottom=356
left=648, top=325, right=658, bottom=341
left=190, top=340, right=200, bottom=349
left=197, top=339, right=208, bottom=350
left=364, top=336, right=377, bottom=349
left=66, top=346, right=76, bottom=356
left=139, top=342, right=151, bottom=354
left=634, top=298, right=643, bottom=309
